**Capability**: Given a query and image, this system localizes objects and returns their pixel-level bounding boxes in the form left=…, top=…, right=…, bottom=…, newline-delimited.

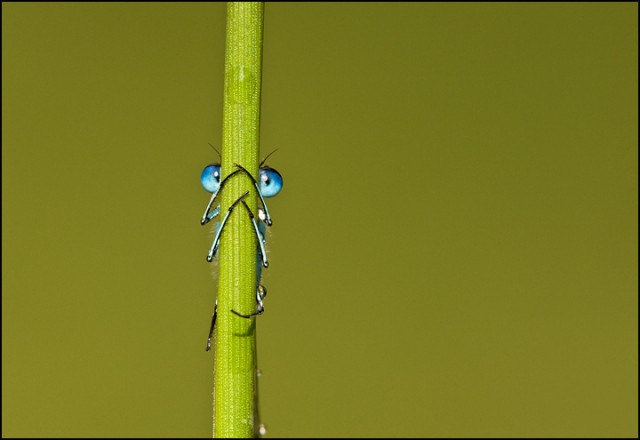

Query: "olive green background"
left=2, top=2, right=637, bottom=438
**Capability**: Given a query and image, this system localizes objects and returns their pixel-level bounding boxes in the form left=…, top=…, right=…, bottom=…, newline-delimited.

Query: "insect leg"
left=200, top=168, right=243, bottom=225
left=231, top=203, right=269, bottom=319
left=204, top=206, right=221, bottom=224
left=239, top=200, right=269, bottom=268
left=234, top=163, right=273, bottom=226
left=206, top=191, right=250, bottom=262
left=232, top=284, right=267, bottom=319
left=205, top=299, right=217, bottom=352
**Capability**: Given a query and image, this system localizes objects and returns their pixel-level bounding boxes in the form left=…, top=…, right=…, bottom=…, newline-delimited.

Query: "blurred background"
left=2, top=2, right=637, bottom=438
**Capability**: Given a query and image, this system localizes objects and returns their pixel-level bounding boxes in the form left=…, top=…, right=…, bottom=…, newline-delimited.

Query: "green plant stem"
left=214, top=2, right=264, bottom=438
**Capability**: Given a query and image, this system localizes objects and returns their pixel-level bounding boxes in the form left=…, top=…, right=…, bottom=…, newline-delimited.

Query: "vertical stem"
left=214, top=2, right=264, bottom=438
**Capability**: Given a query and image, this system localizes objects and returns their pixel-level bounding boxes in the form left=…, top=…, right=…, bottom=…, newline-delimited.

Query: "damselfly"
left=200, top=147, right=283, bottom=351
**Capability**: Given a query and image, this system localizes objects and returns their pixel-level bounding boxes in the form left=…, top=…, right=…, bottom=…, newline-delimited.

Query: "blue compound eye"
left=201, top=164, right=221, bottom=193
left=259, top=166, right=283, bottom=198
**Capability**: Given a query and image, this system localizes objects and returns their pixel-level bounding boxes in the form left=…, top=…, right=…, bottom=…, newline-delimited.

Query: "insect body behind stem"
left=200, top=156, right=283, bottom=351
